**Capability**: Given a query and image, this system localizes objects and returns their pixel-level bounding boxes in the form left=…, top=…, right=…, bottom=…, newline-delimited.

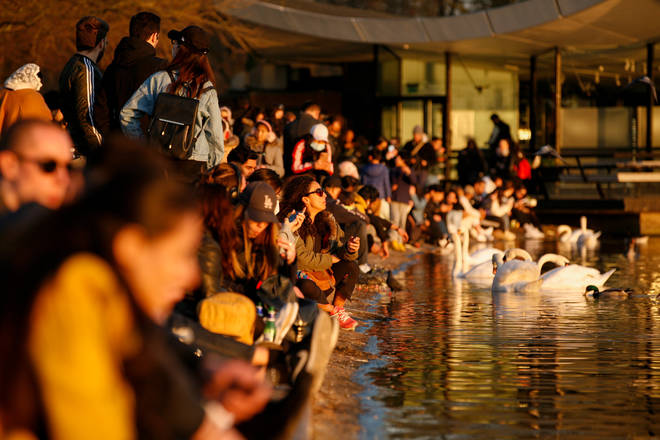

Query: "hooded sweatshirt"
left=95, top=36, right=167, bottom=134
left=361, top=162, right=391, bottom=199
left=0, top=63, right=52, bottom=137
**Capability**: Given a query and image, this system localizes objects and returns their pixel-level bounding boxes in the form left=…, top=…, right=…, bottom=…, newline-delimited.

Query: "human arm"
left=120, top=72, right=162, bottom=138
left=70, top=63, right=102, bottom=152
left=203, top=90, right=224, bottom=166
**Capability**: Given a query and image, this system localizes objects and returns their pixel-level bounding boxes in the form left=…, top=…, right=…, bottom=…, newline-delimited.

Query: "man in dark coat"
left=59, top=16, right=109, bottom=156
left=282, top=102, right=320, bottom=176
left=94, top=12, right=166, bottom=135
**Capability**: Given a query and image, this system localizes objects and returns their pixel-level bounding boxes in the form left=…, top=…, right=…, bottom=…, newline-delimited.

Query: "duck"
left=540, top=264, right=615, bottom=292
left=491, top=249, right=567, bottom=293
left=451, top=230, right=502, bottom=283
left=584, top=285, right=633, bottom=299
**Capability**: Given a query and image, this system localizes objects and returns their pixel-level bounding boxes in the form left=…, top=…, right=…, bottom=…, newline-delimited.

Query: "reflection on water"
left=358, top=238, right=660, bottom=439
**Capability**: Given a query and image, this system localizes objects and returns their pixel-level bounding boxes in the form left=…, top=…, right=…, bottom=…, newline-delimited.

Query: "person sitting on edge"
left=291, top=123, right=333, bottom=177
left=278, top=175, right=360, bottom=330
left=323, top=175, right=371, bottom=274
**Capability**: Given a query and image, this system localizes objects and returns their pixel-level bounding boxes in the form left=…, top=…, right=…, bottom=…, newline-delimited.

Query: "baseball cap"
left=413, top=125, right=424, bottom=135
left=240, top=181, right=278, bottom=223
left=310, top=123, right=329, bottom=142
left=168, top=26, right=210, bottom=54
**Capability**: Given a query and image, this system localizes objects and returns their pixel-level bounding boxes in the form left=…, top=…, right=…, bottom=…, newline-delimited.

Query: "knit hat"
left=4, top=63, right=42, bottom=91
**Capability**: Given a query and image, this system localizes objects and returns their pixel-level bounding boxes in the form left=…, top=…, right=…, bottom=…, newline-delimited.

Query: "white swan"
left=540, top=264, right=615, bottom=292
left=492, top=249, right=568, bottom=293
left=451, top=230, right=502, bottom=283
left=576, top=216, right=601, bottom=249
left=556, top=225, right=574, bottom=243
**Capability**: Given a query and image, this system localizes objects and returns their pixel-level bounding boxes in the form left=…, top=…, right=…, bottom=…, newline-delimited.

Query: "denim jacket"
left=120, top=71, right=224, bottom=166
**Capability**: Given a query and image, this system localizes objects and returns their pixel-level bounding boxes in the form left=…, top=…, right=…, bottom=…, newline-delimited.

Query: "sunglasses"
left=305, top=188, right=325, bottom=197
left=18, top=155, right=73, bottom=174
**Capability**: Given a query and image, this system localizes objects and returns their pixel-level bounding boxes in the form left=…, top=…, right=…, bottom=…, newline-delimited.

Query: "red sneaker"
left=330, top=306, right=358, bottom=331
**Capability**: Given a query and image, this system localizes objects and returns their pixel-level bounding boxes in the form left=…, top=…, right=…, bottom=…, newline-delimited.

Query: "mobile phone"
left=288, top=211, right=302, bottom=223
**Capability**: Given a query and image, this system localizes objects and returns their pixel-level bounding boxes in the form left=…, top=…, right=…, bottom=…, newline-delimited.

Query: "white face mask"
left=310, top=141, right=326, bottom=152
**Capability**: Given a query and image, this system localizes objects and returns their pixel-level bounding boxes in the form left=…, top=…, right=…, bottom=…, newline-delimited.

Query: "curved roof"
left=219, top=0, right=660, bottom=61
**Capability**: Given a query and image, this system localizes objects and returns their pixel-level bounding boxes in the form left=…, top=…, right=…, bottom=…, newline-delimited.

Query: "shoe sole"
left=306, top=311, right=337, bottom=394
left=274, top=301, right=300, bottom=345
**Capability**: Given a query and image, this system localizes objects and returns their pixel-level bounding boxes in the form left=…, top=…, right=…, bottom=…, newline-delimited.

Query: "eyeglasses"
left=305, top=188, right=325, bottom=197
left=17, top=155, right=73, bottom=174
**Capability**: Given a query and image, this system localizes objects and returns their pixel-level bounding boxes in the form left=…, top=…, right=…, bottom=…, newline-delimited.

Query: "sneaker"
left=359, top=263, right=372, bottom=274
left=330, top=306, right=359, bottom=331
left=274, top=301, right=299, bottom=345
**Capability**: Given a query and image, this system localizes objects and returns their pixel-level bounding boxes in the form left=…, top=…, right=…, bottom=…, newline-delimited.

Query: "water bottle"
left=263, top=307, right=276, bottom=343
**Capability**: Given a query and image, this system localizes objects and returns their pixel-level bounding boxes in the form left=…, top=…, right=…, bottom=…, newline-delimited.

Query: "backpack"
left=146, top=71, right=213, bottom=160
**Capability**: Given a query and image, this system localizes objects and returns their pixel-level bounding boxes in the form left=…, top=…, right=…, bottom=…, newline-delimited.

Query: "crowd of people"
left=0, top=12, right=546, bottom=439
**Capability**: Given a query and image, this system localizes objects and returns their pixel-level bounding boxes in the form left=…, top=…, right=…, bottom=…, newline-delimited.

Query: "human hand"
left=433, top=214, right=442, bottom=223
left=283, top=209, right=305, bottom=234
left=203, top=360, right=272, bottom=423
left=381, top=241, right=390, bottom=258
left=399, top=229, right=409, bottom=243
left=347, top=236, right=360, bottom=253
left=277, top=237, right=296, bottom=264
left=331, top=255, right=341, bottom=264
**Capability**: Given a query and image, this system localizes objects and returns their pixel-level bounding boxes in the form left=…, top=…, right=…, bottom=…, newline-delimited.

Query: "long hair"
left=0, top=138, right=198, bottom=433
left=198, top=183, right=240, bottom=280
left=234, top=205, right=280, bottom=281
left=166, top=45, right=216, bottom=98
left=278, top=174, right=316, bottom=241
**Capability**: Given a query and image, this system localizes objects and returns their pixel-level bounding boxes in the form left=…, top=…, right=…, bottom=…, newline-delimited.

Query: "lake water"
left=356, top=238, right=660, bottom=439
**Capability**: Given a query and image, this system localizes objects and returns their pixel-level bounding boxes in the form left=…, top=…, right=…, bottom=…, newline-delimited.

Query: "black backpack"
left=147, top=71, right=213, bottom=160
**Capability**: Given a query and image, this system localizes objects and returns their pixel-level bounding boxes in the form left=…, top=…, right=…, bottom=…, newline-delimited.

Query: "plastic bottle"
left=256, top=302, right=264, bottom=318
left=263, top=307, right=276, bottom=343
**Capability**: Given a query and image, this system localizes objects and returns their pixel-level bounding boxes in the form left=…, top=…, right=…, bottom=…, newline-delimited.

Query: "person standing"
left=487, top=113, right=511, bottom=154
left=0, top=64, right=52, bottom=138
left=95, top=12, right=166, bottom=135
left=120, top=25, right=224, bottom=181
left=59, top=16, right=109, bottom=156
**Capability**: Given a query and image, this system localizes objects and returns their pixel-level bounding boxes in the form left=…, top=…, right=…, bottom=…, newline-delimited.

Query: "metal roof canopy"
left=219, top=0, right=660, bottom=66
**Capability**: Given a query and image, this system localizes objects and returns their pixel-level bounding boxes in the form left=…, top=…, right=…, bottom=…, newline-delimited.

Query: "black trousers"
left=342, top=220, right=368, bottom=265
left=296, top=259, right=359, bottom=305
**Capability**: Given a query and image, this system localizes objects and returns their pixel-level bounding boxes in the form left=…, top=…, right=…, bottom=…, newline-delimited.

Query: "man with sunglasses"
left=0, top=120, right=73, bottom=215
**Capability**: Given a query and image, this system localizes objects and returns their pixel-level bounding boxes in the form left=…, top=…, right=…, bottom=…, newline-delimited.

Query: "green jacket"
left=295, top=214, right=357, bottom=272
left=59, top=54, right=103, bottom=155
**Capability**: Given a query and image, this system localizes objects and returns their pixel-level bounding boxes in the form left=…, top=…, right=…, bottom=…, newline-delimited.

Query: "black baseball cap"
left=240, top=182, right=278, bottom=223
left=168, top=26, right=209, bottom=54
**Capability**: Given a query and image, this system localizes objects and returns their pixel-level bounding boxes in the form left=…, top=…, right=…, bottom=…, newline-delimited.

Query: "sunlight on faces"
left=242, top=159, right=257, bottom=178
left=256, top=124, right=269, bottom=144
left=11, top=125, right=73, bottom=209
left=115, top=212, right=203, bottom=324
left=302, top=182, right=326, bottom=215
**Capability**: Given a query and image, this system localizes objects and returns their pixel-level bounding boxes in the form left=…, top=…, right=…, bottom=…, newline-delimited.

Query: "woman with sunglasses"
left=278, top=175, right=360, bottom=330
left=120, top=26, right=224, bottom=181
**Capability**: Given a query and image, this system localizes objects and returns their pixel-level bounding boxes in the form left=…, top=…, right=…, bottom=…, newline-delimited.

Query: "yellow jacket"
left=28, top=254, right=141, bottom=440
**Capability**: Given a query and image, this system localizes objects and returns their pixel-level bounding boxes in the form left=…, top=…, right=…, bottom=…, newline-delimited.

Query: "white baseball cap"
left=310, top=123, right=329, bottom=142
